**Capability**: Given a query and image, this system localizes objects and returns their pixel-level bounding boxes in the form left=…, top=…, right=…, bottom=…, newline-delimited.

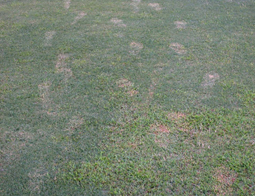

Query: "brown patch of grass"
left=66, top=116, right=84, bottom=133
left=64, top=0, right=71, bottom=9
left=213, top=167, right=237, bottom=196
left=148, top=3, right=162, bottom=11
left=174, top=21, right=187, bottom=29
left=169, top=43, right=187, bottom=54
left=38, top=82, right=51, bottom=109
left=116, top=78, right=134, bottom=89
left=28, top=167, right=48, bottom=194
left=168, top=112, right=186, bottom=121
left=55, top=54, right=73, bottom=81
left=110, top=18, right=126, bottom=27
left=131, top=0, right=141, bottom=13
left=130, top=41, right=143, bottom=49
left=151, top=124, right=171, bottom=148
left=129, top=42, right=143, bottom=55
left=44, top=31, right=56, bottom=46
left=127, top=89, right=138, bottom=96
left=201, top=72, right=220, bottom=87
left=1, top=131, right=34, bottom=162
left=71, top=12, right=87, bottom=25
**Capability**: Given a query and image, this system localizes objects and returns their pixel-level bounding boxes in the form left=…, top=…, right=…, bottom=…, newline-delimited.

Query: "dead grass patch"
left=201, top=72, right=220, bottom=87
left=110, top=18, right=126, bottom=27
left=55, top=54, right=73, bottom=81
left=71, top=12, right=87, bottom=25
left=64, top=0, right=71, bottom=9
left=28, top=167, right=48, bottom=194
left=116, top=78, right=134, bottom=89
left=168, top=112, right=186, bottom=122
left=131, top=0, right=141, bottom=13
left=66, top=116, right=84, bottom=133
left=38, top=82, right=51, bottom=109
left=1, top=131, right=34, bottom=161
left=148, top=3, right=162, bottom=11
left=127, top=89, right=138, bottom=96
left=150, top=124, right=171, bottom=148
left=169, top=43, right=187, bottom=54
left=129, top=42, right=143, bottom=55
left=44, top=31, right=56, bottom=46
left=174, top=21, right=187, bottom=29
left=213, top=167, right=237, bottom=196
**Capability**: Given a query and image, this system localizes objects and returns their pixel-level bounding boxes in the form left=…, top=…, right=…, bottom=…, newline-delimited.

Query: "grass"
left=0, top=0, right=255, bottom=195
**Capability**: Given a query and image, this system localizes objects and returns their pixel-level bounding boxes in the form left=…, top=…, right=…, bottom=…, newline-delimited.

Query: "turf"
left=0, top=0, right=255, bottom=195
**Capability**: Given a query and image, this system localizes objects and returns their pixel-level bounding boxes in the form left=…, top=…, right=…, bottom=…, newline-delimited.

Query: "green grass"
left=1, top=0, right=255, bottom=195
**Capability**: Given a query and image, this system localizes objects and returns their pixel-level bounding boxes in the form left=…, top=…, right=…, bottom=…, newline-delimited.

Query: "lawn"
left=0, top=0, right=255, bottom=195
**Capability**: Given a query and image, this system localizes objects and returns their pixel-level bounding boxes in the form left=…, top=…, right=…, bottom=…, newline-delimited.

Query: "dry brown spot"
left=169, top=43, right=187, bottom=54
left=130, top=42, right=143, bottom=50
left=213, top=167, right=236, bottom=196
left=55, top=54, right=73, bottom=81
left=168, top=112, right=186, bottom=121
left=44, top=31, right=56, bottom=46
left=174, top=21, right=187, bottom=29
left=131, top=0, right=141, bottom=13
left=1, top=131, right=34, bottom=161
left=110, top=18, right=126, bottom=27
left=150, top=124, right=170, bottom=135
left=38, top=82, right=51, bottom=109
left=116, top=79, right=134, bottom=89
left=28, top=167, right=47, bottom=194
left=71, top=12, right=87, bottom=25
left=67, top=116, right=84, bottom=132
left=201, top=72, right=220, bottom=87
left=130, top=42, right=143, bottom=55
left=127, top=89, right=138, bottom=96
left=64, top=0, right=71, bottom=9
left=148, top=3, right=162, bottom=11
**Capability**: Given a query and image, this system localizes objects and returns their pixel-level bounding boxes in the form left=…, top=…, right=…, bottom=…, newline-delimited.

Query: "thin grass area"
left=1, top=0, right=255, bottom=195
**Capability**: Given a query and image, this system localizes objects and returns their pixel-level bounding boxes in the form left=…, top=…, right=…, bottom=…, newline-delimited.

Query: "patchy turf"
left=1, top=0, right=255, bottom=195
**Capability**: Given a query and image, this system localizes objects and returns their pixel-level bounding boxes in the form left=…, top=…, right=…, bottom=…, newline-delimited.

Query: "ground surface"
left=0, top=0, right=255, bottom=195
